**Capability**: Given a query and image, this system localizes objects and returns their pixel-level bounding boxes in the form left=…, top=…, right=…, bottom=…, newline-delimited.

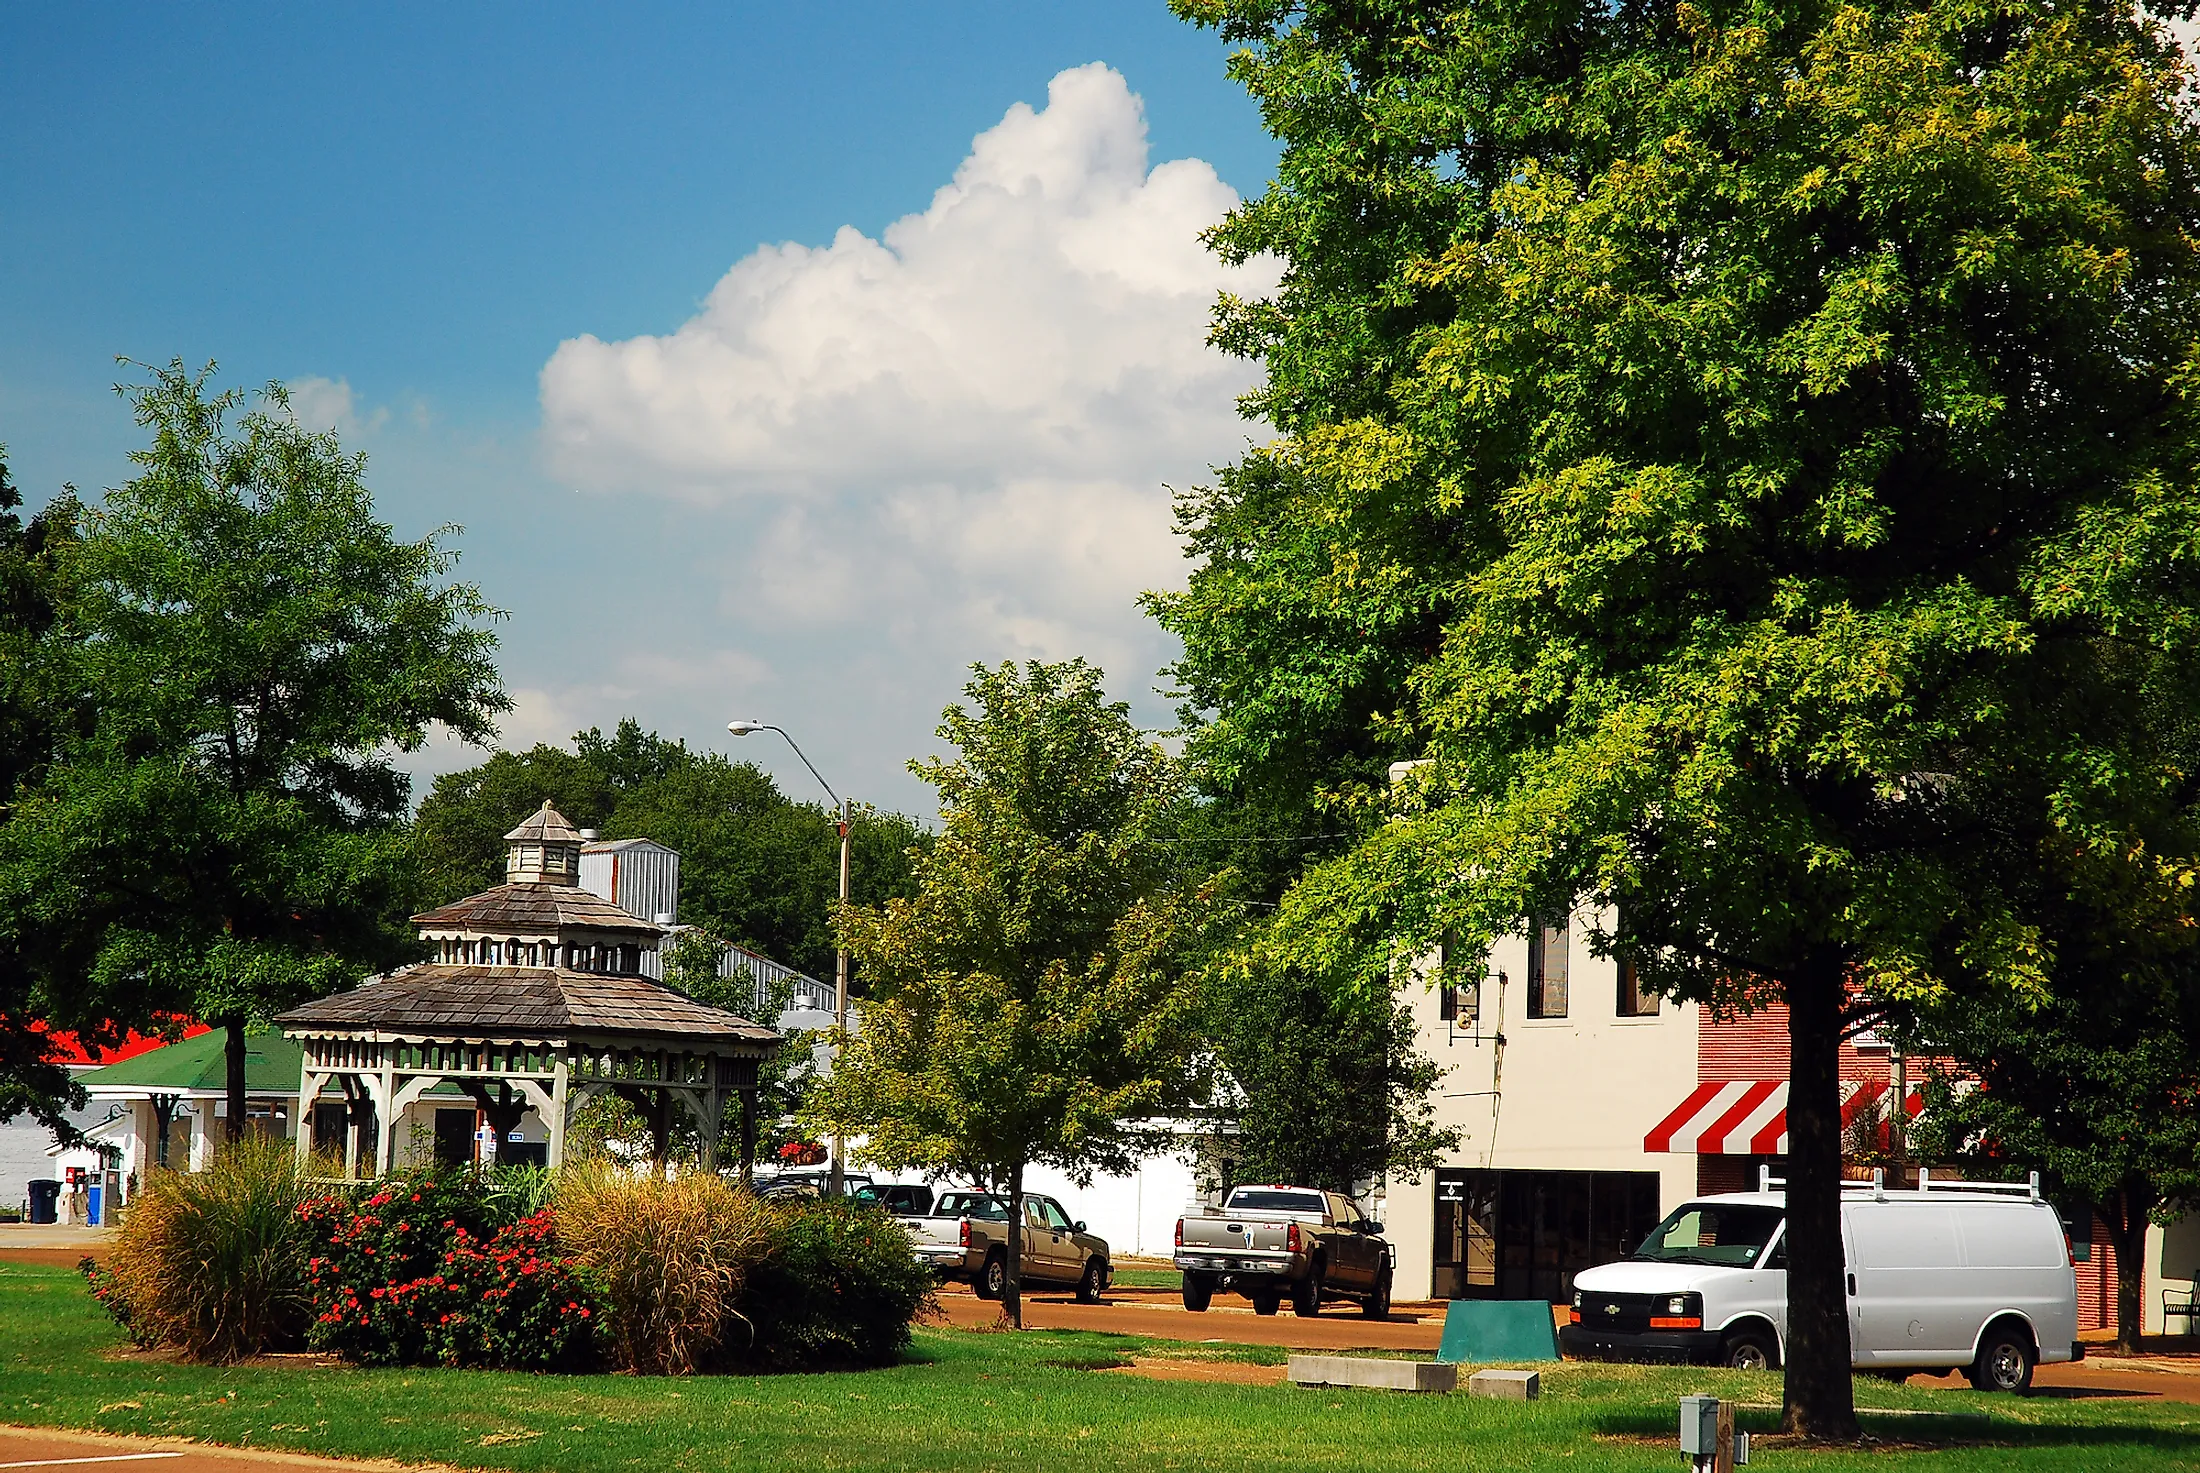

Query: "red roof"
left=27, top=1019, right=210, bottom=1068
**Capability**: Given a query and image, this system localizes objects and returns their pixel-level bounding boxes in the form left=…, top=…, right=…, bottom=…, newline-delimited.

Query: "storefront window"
left=1433, top=1168, right=1661, bottom=1302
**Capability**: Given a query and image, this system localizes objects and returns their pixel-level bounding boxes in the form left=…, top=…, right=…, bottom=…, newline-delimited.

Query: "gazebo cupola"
left=279, top=801, right=780, bottom=1178
left=505, top=799, right=583, bottom=885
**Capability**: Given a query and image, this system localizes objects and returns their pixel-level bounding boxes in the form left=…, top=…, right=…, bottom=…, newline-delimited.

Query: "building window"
left=1436, top=936, right=1480, bottom=1025
left=1616, top=955, right=1658, bottom=1017
left=1527, top=917, right=1568, bottom=1019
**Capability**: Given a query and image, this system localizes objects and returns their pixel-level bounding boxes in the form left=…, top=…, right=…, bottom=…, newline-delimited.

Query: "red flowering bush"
left=298, top=1171, right=595, bottom=1369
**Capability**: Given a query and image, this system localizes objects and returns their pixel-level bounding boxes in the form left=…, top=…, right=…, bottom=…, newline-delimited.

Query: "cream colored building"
left=1379, top=902, right=1700, bottom=1303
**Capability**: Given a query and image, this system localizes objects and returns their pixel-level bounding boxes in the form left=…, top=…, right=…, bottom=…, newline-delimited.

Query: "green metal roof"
left=75, top=1030, right=304, bottom=1096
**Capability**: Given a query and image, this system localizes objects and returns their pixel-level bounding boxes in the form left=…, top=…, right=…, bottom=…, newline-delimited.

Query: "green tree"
left=0, top=362, right=507, bottom=1136
left=0, top=448, right=108, bottom=1137
left=662, top=925, right=817, bottom=1175
left=1164, top=1, right=2200, bottom=1436
left=414, top=719, right=926, bottom=983
left=807, top=660, right=1215, bottom=1328
left=1201, top=960, right=1455, bottom=1195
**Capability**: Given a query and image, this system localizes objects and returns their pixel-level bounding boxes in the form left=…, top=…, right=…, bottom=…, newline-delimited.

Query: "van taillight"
left=959, top=1219, right=970, bottom=1247
left=1287, top=1222, right=1303, bottom=1253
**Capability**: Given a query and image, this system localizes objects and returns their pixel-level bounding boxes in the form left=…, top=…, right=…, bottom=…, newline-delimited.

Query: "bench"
left=2166, top=1284, right=2198, bottom=1334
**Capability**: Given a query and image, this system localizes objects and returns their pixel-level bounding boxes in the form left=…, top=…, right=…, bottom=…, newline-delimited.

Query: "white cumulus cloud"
left=536, top=63, right=1273, bottom=725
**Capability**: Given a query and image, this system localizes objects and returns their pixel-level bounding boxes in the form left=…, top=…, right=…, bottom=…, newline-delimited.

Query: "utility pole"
left=727, top=719, right=855, bottom=1194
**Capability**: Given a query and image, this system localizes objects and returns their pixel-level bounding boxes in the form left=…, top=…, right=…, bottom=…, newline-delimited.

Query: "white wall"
left=1024, top=1148, right=1201, bottom=1260
left=1381, top=903, right=1700, bottom=1300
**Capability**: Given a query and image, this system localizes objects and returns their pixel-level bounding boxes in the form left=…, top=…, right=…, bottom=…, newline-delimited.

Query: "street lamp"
left=727, top=719, right=853, bottom=1195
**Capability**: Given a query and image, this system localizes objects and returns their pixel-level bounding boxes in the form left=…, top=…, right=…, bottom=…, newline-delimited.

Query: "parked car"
left=1174, top=1185, right=1393, bottom=1318
left=1559, top=1174, right=2081, bottom=1392
left=900, top=1189, right=1112, bottom=1302
left=852, top=1181, right=935, bottom=1216
left=749, top=1168, right=873, bottom=1201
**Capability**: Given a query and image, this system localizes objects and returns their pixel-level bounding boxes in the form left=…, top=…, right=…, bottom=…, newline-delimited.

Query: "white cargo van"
left=1560, top=1171, right=2080, bottom=1392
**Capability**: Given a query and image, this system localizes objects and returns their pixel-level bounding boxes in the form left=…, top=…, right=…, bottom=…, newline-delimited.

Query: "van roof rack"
left=1755, top=1164, right=2040, bottom=1202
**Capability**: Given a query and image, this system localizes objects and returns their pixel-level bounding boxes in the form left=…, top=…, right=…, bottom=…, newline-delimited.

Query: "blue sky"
left=1, top=3, right=1278, bottom=819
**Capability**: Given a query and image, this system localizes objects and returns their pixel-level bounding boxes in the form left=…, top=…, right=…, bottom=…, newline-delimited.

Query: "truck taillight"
left=959, top=1219, right=970, bottom=1247
left=1286, top=1222, right=1302, bottom=1254
left=1174, top=1218, right=1183, bottom=1248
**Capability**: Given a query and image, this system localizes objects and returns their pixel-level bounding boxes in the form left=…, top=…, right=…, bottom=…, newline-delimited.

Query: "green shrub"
left=734, top=1199, right=935, bottom=1369
left=555, top=1163, right=771, bottom=1374
left=94, top=1137, right=314, bottom=1362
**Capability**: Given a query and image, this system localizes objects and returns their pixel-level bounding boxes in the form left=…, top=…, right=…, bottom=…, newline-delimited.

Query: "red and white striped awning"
left=1643, top=1079, right=1924, bottom=1156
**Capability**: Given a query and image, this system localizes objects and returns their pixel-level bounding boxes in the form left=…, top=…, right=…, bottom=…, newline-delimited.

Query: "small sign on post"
left=474, top=1125, right=498, bottom=1161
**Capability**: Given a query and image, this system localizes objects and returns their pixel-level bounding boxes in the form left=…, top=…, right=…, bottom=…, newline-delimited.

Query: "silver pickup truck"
left=899, top=1189, right=1113, bottom=1303
left=1174, top=1185, right=1393, bottom=1318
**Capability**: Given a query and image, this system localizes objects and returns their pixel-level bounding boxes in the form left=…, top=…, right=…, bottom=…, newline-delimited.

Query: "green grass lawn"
left=1108, top=1266, right=1181, bottom=1291
left=3, top=1262, right=2196, bottom=1472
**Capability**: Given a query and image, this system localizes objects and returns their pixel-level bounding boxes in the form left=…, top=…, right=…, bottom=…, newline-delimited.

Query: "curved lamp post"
left=727, top=720, right=853, bottom=1195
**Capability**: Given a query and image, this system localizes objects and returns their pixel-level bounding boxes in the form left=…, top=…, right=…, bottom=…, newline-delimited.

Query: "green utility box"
left=1436, top=1299, right=1561, bottom=1363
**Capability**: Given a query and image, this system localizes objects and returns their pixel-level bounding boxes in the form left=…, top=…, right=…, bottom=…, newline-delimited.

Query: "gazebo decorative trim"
left=278, top=802, right=781, bottom=1177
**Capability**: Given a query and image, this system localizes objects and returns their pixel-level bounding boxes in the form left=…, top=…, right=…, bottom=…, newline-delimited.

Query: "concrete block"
left=1468, top=1369, right=1540, bottom=1401
left=1287, top=1354, right=1459, bottom=1394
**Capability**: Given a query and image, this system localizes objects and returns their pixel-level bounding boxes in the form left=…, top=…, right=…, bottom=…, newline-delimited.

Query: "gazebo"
left=278, top=802, right=781, bottom=1177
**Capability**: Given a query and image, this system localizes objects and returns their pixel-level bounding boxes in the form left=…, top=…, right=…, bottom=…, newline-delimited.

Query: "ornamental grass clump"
left=94, top=1137, right=314, bottom=1362
left=555, top=1162, right=771, bottom=1374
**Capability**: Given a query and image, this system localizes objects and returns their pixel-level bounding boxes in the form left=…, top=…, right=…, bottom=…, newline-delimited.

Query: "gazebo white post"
left=547, top=1057, right=571, bottom=1170
left=373, top=1051, right=397, bottom=1177
left=294, top=1059, right=318, bottom=1169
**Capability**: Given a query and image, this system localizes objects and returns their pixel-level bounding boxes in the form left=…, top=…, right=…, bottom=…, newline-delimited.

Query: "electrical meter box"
left=1679, top=1396, right=1721, bottom=1456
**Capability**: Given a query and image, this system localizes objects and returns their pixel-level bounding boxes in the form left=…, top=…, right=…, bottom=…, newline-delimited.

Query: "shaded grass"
left=3, top=1262, right=2197, bottom=1471
left=1108, top=1267, right=1182, bottom=1291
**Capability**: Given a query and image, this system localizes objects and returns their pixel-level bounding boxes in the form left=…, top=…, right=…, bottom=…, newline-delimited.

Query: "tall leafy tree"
left=0, top=448, right=108, bottom=1137
left=1200, top=960, right=1457, bottom=1195
left=413, top=718, right=926, bottom=982
left=1164, top=1, right=2200, bottom=1436
left=807, top=660, right=1216, bottom=1328
left=0, top=362, right=508, bottom=1137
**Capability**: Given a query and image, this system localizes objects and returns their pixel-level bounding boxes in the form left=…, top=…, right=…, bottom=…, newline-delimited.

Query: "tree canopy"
left=808, top=660, right=1217, bottom=1327
left=0, top=362, right=509, bottom=1133
left=413, top=718, right=927, bottom=983
left=1164, top=0, right=2200, bottom=1436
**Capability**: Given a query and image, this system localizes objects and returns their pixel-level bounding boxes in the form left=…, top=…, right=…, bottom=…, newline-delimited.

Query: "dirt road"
left=0, top=1426, right=432, bottom=1473
left=938, top=1285, right=2200, bottom=1402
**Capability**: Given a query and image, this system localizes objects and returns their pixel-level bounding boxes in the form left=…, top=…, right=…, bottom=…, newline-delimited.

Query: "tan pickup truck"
left=899, top=1189, right=1113, bottom=1303
left=1174, top=1185, right=1394, bottom=1317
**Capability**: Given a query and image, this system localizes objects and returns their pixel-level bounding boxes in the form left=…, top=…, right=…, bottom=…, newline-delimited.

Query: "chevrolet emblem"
left=1602, top=1304, right=1619, bottom=1316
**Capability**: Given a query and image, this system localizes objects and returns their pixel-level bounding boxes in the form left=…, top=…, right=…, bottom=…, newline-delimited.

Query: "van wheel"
left=1722, top=1328, right=1779, bottom=1372
left=1182, top=1271, right=1213, bottom=1313
left=1968, top=1324, right=2035, bottom=1393
left=976, top=1251, right=1006, bottom=1301
left=1075, top=1259, right=1106, bottom=1304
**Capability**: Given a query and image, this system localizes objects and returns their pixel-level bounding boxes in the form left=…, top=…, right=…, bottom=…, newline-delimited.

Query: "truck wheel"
left=1722, top=1327, right=1779, bottom=1372
left=1362, top=1268, right=1392, bottom=1320
left=1075, top=1259, right=1106, bottom=1304
left=1292, top=1267, right=1324, bottom=1317
left=1252, top=1289, right=1281, bottom=1316
left=1968, top=1323, right=2036, bottom=1393
left=1181, top=1271, right=1213, bottom=1313
left=976, top=1251, right=1006, bottom=1301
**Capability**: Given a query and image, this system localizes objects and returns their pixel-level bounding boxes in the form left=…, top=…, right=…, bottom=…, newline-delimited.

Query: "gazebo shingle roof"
left=504, top=801, right=583, bottom=845
left=411, top=883, right=664, bottom=935
left=277, top=965, right=780, bottom=1045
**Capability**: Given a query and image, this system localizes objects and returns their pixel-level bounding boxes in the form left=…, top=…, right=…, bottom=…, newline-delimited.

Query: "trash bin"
left=86, top=1182, right=103, bottom=1226
left=27, top=1179, right=60, bottom=1225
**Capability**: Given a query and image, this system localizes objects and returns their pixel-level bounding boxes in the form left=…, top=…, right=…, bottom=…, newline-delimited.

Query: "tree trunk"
left=1781, top=957, right=1859, bottom=1440
left=2104, top=1185, right=2157, bottom=1355
left=1004, top=1160, right=1026, bottom=1330
left=223, top=1016, right=247, bottom=1145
